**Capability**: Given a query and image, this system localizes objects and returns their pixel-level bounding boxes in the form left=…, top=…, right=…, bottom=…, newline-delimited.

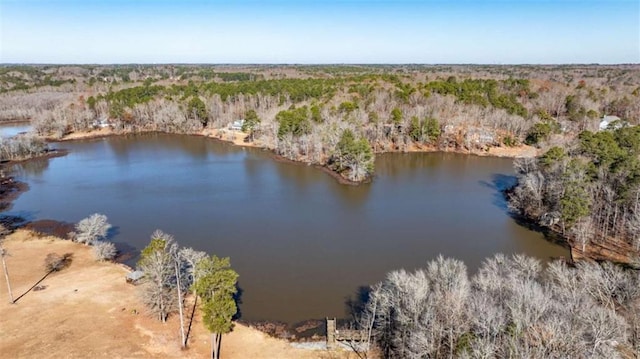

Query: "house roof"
left=126, top=270, right=144, bottom=281
left=599, top=115, right=622, bottom=130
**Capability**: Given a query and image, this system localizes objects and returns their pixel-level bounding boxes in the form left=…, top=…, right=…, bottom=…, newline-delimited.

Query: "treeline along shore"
left=0, top=64, right=639, bottom=268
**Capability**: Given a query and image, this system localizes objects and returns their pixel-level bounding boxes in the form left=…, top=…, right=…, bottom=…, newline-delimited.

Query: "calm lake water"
left=0, top=123, right=32, bottom=138
left=4, top=132, right=568, bottom=322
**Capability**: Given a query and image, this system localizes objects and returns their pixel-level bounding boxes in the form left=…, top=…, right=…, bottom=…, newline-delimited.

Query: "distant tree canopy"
left=214, top=72, right=258, bottom=82
left=525, top=120, right=560, bottom=145
left=409, top=116, right=441, bottom=144
left=198, top=78, right=339, bottom=102
left=338, top=101, right=358, bottom=114
left=94, top=73, right=536, bottom=126
left=331, top=129, right=375, bottom=182
left=390, top=107, right=403, bottom=124
left=86, top=96, right=96, bottom=111
left=241, top=109, right=260, bottom=133
left=424, top=78, right=529, bottom=117
left=103, top=84, right=164, bottom=110
left=5, top=64, right=639, bottom=186
left=187, top=96, right=208, bottom=125
left=0, top=135, right=47, bottom=161
left=310, top=104, right=323, bottom=123
left=276, top=106, right=311, bottom=138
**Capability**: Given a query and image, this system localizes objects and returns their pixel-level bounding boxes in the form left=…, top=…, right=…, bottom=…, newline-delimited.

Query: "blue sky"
left=1, top=0, right=638, bottom=64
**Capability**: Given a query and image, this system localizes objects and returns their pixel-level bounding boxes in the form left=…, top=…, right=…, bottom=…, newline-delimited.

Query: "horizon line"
left=2, top=62, right=639, bottom=66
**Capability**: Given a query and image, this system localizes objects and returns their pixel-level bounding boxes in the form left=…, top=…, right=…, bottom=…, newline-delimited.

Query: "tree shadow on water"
left=479, top=173, right=518, bottom=212
left=510, top=215, right=570, bottom=248
left=112, top=241, right=138, bottom=266
left=233, top=282, right=244, bottom=321
left=345, top=285, right=372, bottom=322
left=105, top=226, right=120, bottom=241
left=0, top=214, right=30, bottom=228
left=480, top=174, right=570, bottom=249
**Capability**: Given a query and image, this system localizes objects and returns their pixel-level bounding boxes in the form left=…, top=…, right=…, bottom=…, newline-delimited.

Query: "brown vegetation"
left=358, top=255, right=640, bottom=358
left=1, top=64, right=638, bottom=182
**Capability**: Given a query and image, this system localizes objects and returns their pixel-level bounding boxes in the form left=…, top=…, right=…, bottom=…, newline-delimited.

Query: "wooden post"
left=326, top=317, right=336, bottom=350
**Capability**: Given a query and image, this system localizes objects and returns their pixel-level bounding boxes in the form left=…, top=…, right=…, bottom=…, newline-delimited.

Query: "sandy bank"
left=52, top=127, right=117, bottom=141
left=54, top=127, right=536, bottom=158
left=55, top=127, right=263, bottom=149
left=395, top=142, right=538, bottom=158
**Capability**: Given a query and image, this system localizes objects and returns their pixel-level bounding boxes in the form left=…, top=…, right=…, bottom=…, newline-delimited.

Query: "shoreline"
left=10, top=220, right=345, bottom=339
left=503, top=186, right=640, bottom=269
left=0, top=130, right=598, bottom=333
left=0, top=119, right=32, bottom=126
left=51, top=128, right=538, bottom=158
left=0, top=176, right=28, bottom=213
left=1, top=148, right=69, bottom=164
left=48, top=128, right=536, bottom=185
left=0, top=148, right=68, bottom=214
left=0, top=230, right=335, bottom=358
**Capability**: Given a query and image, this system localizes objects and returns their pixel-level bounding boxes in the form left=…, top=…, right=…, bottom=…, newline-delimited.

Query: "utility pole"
left=0, top=245, right=14, bottom=303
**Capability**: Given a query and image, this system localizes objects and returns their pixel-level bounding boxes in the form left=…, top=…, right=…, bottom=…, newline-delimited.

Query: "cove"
left=4, top=132, right=568, bottom=323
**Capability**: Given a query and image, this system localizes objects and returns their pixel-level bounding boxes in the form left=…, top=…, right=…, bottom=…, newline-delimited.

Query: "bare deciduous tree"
left=44, top=253, right=72, bottom=272
left=0, top=135, right=48, bottom=162
left=179, top=247, right=206, bottom=296
left=75, top=213, right=111, bottom=245
left=92, top=240, right=117, bottom=261
left=137, top=230, right=176, bottom=322
left=365, top=254, right=639, bottom=358
left=572, top=217, right=595, bottom=253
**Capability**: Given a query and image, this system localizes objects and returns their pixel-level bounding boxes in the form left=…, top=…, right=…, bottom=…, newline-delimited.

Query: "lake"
left=4, top=132, right=568, bottom=323
left=0, top=122, right=32, bottom=138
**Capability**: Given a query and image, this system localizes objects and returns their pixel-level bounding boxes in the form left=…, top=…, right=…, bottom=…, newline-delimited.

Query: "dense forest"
left=1, top=64, right=638, bottom=183
left=509, top=125, right=640, bottom=267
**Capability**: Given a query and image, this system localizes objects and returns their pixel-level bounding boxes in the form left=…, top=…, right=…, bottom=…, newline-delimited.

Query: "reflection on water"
left=10, top=158, right=50, bottom=177
left=5, top=133, right=568, bottom=322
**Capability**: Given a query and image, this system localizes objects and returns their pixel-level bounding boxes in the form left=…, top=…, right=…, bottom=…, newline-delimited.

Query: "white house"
left=92, top=117, right=110, bottom=129
left=228, top=119, right=245, bottom=131
left=599, top=115, right=621, bottom=131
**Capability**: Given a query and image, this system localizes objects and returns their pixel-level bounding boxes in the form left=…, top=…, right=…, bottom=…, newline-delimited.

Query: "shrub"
left=93, top=241, right=117, bottom=261
left=44, top=253, right=72, bottom=272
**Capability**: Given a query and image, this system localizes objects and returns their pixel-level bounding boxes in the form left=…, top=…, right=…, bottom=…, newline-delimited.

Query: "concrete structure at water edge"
left=326, top=318, right=367, bottom=350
